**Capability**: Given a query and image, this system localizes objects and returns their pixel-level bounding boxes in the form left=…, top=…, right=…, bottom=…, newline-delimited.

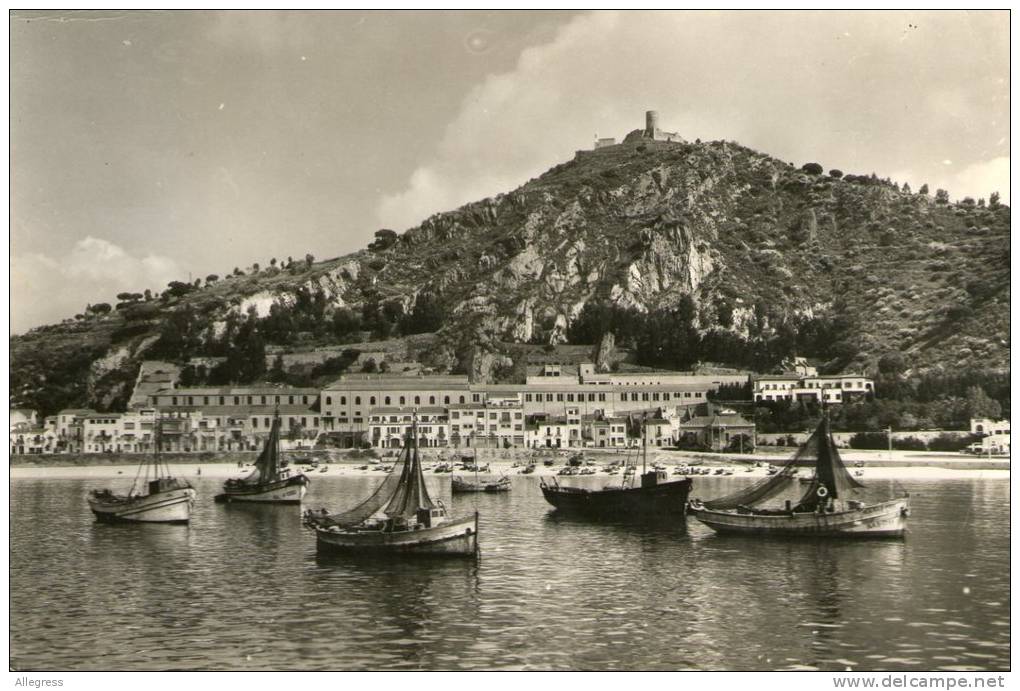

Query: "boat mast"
left=642, top=414, right=647, bottom=476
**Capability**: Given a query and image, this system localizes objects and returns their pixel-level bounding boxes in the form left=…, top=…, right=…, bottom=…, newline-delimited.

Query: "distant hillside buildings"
left=11, top=357, right=889, bottom=457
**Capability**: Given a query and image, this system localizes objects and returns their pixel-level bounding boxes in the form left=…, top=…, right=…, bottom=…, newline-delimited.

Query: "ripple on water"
left=8, top=474, right=1012, bottom=670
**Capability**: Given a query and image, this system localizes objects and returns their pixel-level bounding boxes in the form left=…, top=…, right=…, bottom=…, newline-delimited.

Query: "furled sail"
left=384, top=431, right=436, bottom=520
left=240, top=415, right=280, bottom=485
left=793, top=418, right=864, bottom=510
left=701, top=417, right=861, bottom=511
left=322, top=451, right=409, bottom=528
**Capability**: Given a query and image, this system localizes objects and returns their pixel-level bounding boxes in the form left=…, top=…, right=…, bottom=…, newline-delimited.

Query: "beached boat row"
left=88, top=413, right=910, bottom=556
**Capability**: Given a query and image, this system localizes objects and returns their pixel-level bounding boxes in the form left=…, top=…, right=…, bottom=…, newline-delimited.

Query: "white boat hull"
left=216, top=481, right=307, bottom=504
left=692, top=498, right=909, bottom=538
left=215, top=474, right=309, bottom=504
left=315, top=513, right=478, bottom=556
left=88, top=487, right=196, bottom=524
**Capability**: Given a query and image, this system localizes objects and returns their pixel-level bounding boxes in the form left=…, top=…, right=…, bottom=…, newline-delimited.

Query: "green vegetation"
left=10, top=135, right=1010, bottom=416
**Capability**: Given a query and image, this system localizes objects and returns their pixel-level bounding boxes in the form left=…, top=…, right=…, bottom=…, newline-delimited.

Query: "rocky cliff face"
left=11, top=136, right=1010, bottom=414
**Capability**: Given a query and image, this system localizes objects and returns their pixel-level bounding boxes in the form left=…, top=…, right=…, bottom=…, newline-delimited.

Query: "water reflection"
left=9, top=475, right=1010, bottom=670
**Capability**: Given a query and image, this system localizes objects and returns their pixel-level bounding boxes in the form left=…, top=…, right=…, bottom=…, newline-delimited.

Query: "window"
left=289, top=396, right=294, bottom=404
left=172, top=397, right=178, bottom=405
left=340, top=396, right=346, bottom=405
left=459, top=396, right=465, bottom=404
left=275, top=396, right=281, bottom=404
left=400, top=396, right=406, bottom=405
left=326, top=396, right=332, bottom=405
left=429, top=396, right=436, bottom=405
left=620, top=393, right=626, bottom=401
left=567, top=393, right=574, bottom=402
left=414, top=396, right=421, bottom=405
left=588, top=393, right=595, bottom=402
left=303, top=396, right=308, bottom=404
left=642, top=393, right=649, bottom=401
left=444, top=396, right=450, bottom=404
left=370, top=397, right=376, bottom=406
left=473, top=394, right=480, bottom=402
left=354, top=396, right=361, bottom=405
left=261, top=396, right=267, bottom=404
left=234, top=396, right=240, bottom=405
left=599, top=393, right=605, bottom=402
left=653, top=393, right=660, bottom=401
left=252, top=418, right=259, bottom=428
left=247, top=396, right=253, bottom=405
left=526, top=394, right=533, bottom=402
left=385, top=396, right=391, bottom=406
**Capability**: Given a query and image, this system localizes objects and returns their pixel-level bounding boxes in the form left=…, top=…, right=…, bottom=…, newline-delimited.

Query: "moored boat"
left=305, top=415, right=479, bottom=557
left=87, top=415, right=196, bottom=524
left=690, top=418, right=909, bottom=538
left=540, top=418, right=692, bottom=519
left=215, top=412, right=309, bottom=504
left=452, top=475, right=512, bottom=493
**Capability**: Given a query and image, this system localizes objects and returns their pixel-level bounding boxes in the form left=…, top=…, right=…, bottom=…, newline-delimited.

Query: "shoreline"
left=10, top=449, right=1010, bottom=482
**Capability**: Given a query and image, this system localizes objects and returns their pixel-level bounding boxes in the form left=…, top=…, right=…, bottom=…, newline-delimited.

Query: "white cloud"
left=893, top=157, right=1009, bottom=205
left=377, top=11, right=1008, bottom=231
left=947, top=157, right=1009, bottom=205
left=11, top=237, right=181, bottom=334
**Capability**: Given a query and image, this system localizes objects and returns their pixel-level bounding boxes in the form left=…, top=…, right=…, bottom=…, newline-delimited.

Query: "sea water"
left=9, top=473, right=1010, bottom=670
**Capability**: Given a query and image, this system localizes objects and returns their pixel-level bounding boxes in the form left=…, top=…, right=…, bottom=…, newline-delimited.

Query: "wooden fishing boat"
left=305, top=416, right=479, bottom=556
left=452, top=475, right=512, bottom=493
left=690, top=418, right=909, bottom=538
left=88, top=416, right=196, bottom=524
left=540, top=418, right=692, bottom=519
left=215, top=412, right=309, bottom=504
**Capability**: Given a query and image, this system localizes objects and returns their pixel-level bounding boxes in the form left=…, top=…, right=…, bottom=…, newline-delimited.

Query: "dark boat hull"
left=540, top=478, right=692, bottom=518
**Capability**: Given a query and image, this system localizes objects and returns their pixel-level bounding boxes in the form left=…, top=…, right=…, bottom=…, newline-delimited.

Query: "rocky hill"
left=11, top=135, right=1010, bottom=416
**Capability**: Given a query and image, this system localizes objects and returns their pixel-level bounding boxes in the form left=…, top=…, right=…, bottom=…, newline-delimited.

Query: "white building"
left=971, top=418, right=1010, bottom=436
left=368, top=407, right=450, bottom=448
left=753, top=373, right=874, bottom=403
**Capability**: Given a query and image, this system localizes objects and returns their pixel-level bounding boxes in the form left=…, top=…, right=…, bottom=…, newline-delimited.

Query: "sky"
left=10, top=10, right=1010, bottom=333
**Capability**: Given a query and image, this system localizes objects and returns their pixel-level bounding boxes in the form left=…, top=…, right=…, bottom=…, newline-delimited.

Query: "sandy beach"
left=10, top=446, right=1009, bottom=481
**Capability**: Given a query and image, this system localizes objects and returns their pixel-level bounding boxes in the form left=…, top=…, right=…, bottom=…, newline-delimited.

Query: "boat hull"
left=540, top=478, right=692, bottom=518
left=88, top=487, right=196, bottom=524
left=214, top=475, right=309, bottom=504
left=692, top=498, right=909, bottom=538
left=452, top=477, right=511, bottom=493
left=314, top=513, right=479, bottom=556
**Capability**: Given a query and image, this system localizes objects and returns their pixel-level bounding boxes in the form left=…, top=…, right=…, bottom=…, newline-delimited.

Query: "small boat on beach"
left=452, top=474, right=512, bottom=493
left=305, top=416, right=478, bottom=556
left=88, top=416, right=196, bottom=524
left=689, top=418, right=909, bottom=538
left=215, top=413, right=309, bottom=504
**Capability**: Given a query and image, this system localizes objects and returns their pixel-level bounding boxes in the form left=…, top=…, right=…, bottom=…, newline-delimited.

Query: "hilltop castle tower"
left=642, top=109, right=683, bottom=143
left=645, top=110, right=659, bottom=137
